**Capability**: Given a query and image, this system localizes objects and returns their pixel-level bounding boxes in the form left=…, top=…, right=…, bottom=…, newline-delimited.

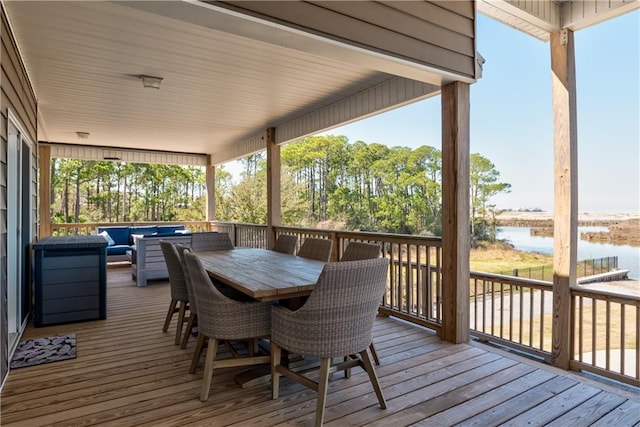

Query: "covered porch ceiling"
left=4, top=0, right=637, bottom=165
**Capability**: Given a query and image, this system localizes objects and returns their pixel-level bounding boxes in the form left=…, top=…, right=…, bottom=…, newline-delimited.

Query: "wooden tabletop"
left=195, top=248, right=326, bottom=302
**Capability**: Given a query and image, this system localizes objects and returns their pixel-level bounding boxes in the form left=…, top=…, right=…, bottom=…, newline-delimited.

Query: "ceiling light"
left=140, top=74, right=163, bottom=89
left=76, top=131, right=90, bottom=139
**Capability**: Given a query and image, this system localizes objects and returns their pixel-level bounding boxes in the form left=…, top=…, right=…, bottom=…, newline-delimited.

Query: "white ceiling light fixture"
left=140, top=74, right=163, bottom=89
left=76, top=131, right=90, bottom=139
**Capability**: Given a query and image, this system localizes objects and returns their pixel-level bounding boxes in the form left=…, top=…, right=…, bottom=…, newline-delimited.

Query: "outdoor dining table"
left=194, top=247, right=327, bottom=387
left=195, top=247, right=326, bottom=302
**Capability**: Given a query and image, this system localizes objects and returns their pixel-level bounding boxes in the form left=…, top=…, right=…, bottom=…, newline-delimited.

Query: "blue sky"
left=321, top=11, right=639, bottom=213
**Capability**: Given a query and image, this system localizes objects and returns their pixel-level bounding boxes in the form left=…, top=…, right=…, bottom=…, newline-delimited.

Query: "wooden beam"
left=38, top=144, right=51, bottom=237
left=266, top=127, right=280, bottom=249
left=550, top=29, right=578, bottom=370
left=205, top=155, right=215, bottom=225
left=440, top=81, right=470, bottom=344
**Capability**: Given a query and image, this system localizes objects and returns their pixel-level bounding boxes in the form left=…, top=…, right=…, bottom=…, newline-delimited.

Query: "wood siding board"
left=0, top=74, right=32, bottom=138
left=313, top=1, right=474, bottom=56
left=383, top=1, right=474, bottom=38
left=1, top=20, right=36, bottom=135
left=219, top=1, right=474, bottom=77
left=0, top=113, right=5, bottom=141
left=432, top=0, right=474, bottom=19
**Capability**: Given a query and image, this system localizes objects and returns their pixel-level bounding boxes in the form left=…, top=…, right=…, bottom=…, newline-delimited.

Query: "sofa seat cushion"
left=106, top=245, right=131, bottom=256
left=97, top=226, right=130, bottom=246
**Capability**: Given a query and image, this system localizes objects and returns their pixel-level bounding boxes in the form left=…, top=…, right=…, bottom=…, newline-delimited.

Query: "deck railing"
left=48, top=221, right=639, bottom=386
left=469, top=272, right=555, bottom=363
left=468, top=270, right=639, bottom=386
left=571, top=287, right=640, bottom=385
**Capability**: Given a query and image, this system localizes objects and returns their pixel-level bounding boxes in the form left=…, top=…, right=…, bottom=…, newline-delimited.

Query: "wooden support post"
left=266, top=127, right=281, bottom=250
left=440, top=82, right=470, bottom=344
left=38, top=144, right=52, bottom=238
left=205, top=155, right=216, bottom=229
left=550, top=29, right=578, bottom=369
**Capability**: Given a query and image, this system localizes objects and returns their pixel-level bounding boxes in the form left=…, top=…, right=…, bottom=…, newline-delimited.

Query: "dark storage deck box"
left=33, top=236, right=107, bottom=327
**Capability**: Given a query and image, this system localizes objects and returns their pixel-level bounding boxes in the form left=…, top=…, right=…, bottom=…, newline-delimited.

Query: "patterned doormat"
left=10, top=333, right=77, bottom=369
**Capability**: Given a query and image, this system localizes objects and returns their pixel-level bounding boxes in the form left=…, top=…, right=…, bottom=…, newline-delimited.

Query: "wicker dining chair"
left=175, top=244, right=198, bottom=349
left=340, top=241, right=383, bottom=366
left=159, top=240, right=191, bottom=346
left=190, top=232, right=234, bottom=253
left=297, top=237, right=333, bottom=262
left=271, top=234, right=298, bottom=255
left=340, top=242, right=382, bottom=262
left=270, top=258, right=389, bottom=426
left=183, top=251, right=273, bottom=401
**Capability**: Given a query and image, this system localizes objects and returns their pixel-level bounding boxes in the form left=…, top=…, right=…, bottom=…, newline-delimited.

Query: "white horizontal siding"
left=209, top=134, right=266, bottom=165
left=479, top=0, right=638, bottom=40
left=46, top=143, right=208, bottom=166
left=477, top=0, right=560, bottom=41
left=276, top=77, right=439, bottom=144
left=209, top=76, right=439, bottom=164
left=561, top=0, right=639, bottom=30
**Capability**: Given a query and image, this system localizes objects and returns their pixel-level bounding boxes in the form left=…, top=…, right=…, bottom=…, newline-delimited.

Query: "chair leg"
left=270, top=342, right=282, bottom=400
left=175, top=301, right=187, bottom=345
left=369, top=341, right=380, bottom=366
left=344, top=356, right=351, bottom=379
left=359, top=350, right=386, bottom=409
left=200, top=338, right=219, bottom=402
left=163, top=298, right=177, bottom=332
left=315, top=358, right=331, bottom=427
left=189, top=333, right=207, bottom=374
left=181, top=313, right=197, bottom=349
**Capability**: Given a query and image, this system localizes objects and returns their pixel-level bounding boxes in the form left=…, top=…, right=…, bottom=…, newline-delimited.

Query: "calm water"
left=497, top=226, right=640, bottom=280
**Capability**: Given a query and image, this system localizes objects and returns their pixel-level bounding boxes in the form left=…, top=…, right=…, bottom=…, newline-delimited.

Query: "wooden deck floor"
left=2, top=264, right=639, bottom=426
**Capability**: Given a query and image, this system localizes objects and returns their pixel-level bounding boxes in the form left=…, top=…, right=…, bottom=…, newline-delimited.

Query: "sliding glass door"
left=7, top=112, right=33, bottom=353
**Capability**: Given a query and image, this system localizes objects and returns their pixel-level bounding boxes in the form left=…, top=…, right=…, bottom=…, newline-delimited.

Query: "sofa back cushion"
left=129, top=226, right=158, bottom=245
left=97, top=226, right=130, bottom=246
left=157, top=224, right=186, bottom=236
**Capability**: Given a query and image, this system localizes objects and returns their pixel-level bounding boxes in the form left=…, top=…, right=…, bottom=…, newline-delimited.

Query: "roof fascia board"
left=209, top=76, right=440, bottom=165
left=118, top=0, right=473, bottom=85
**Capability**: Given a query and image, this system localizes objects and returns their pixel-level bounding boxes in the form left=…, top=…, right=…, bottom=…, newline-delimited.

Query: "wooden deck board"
left=2, top=265, right=639, bottom=426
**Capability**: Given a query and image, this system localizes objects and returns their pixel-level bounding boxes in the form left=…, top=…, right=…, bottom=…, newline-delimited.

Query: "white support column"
left=266, top=127, right=281, bottom=249
left=441, top=81, right=471, bottom=344
left=550, top=28, right=578, bottom=369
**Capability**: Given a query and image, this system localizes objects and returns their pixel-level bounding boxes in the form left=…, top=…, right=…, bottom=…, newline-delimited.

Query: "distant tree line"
left=215, top=135, right=511, bottom=239
left=52, top=135, right=510, bottom=241
left=50, top=160, right=207, bottom=223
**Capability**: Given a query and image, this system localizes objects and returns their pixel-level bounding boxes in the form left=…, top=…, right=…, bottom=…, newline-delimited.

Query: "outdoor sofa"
left=97, top=225, right=189, bottom=262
